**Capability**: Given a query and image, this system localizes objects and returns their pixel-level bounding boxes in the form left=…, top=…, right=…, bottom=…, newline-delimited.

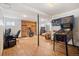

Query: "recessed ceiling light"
left=41, top=18, right=45, bottom=22
left=22, top=15, right=28, bottom=17
left=47, top=3, right=54, bottom=7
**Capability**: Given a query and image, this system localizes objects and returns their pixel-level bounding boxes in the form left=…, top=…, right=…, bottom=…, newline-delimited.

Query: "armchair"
left=4, top=29, right=19, bottom=49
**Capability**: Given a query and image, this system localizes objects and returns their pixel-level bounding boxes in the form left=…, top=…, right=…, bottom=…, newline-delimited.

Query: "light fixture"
left=41, top=18, right=44, bottom=21
left=47, top=3, right=54, bottom=7
left=22, top=15, right=28, bottom=18
left=41, top=18, right=45, bottom=22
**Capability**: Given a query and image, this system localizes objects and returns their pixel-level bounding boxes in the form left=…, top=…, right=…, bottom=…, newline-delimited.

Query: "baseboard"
left=68, top=44, right=79, bottom=48
left=51, top=40, right=79, bottom=48
left=0, top=49, right=3, bottom=56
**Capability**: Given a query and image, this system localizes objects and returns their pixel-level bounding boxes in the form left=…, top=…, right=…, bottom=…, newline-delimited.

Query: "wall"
left=52, top=8, right=79, bottom=46
left=0, top=11, right=4, bottom=55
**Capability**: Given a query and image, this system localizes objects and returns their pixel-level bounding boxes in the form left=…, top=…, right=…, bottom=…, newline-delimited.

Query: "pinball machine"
left=52, top=15, right=74, bottom=56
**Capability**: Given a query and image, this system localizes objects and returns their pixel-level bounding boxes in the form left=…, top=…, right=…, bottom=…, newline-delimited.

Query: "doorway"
left=21, top=20, right=36, bottom=37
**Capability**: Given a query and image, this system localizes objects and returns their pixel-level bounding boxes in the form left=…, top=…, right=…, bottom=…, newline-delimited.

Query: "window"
left=6, top=22, right=15, bottom=26
left=0, top=20, right=3, bottom=26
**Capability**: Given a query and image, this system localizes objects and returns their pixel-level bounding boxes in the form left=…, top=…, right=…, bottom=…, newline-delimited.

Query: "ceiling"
left=24, top=3, right=79, bottom=15
left=0, top=3, right=79, bottom=21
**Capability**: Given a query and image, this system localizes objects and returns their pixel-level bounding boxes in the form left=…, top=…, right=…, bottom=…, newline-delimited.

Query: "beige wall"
left=0, top=13, right=4, bottom=55
left=0, top=25, right=4, bottom=55
left=52, top=8, right=79, bottom=46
